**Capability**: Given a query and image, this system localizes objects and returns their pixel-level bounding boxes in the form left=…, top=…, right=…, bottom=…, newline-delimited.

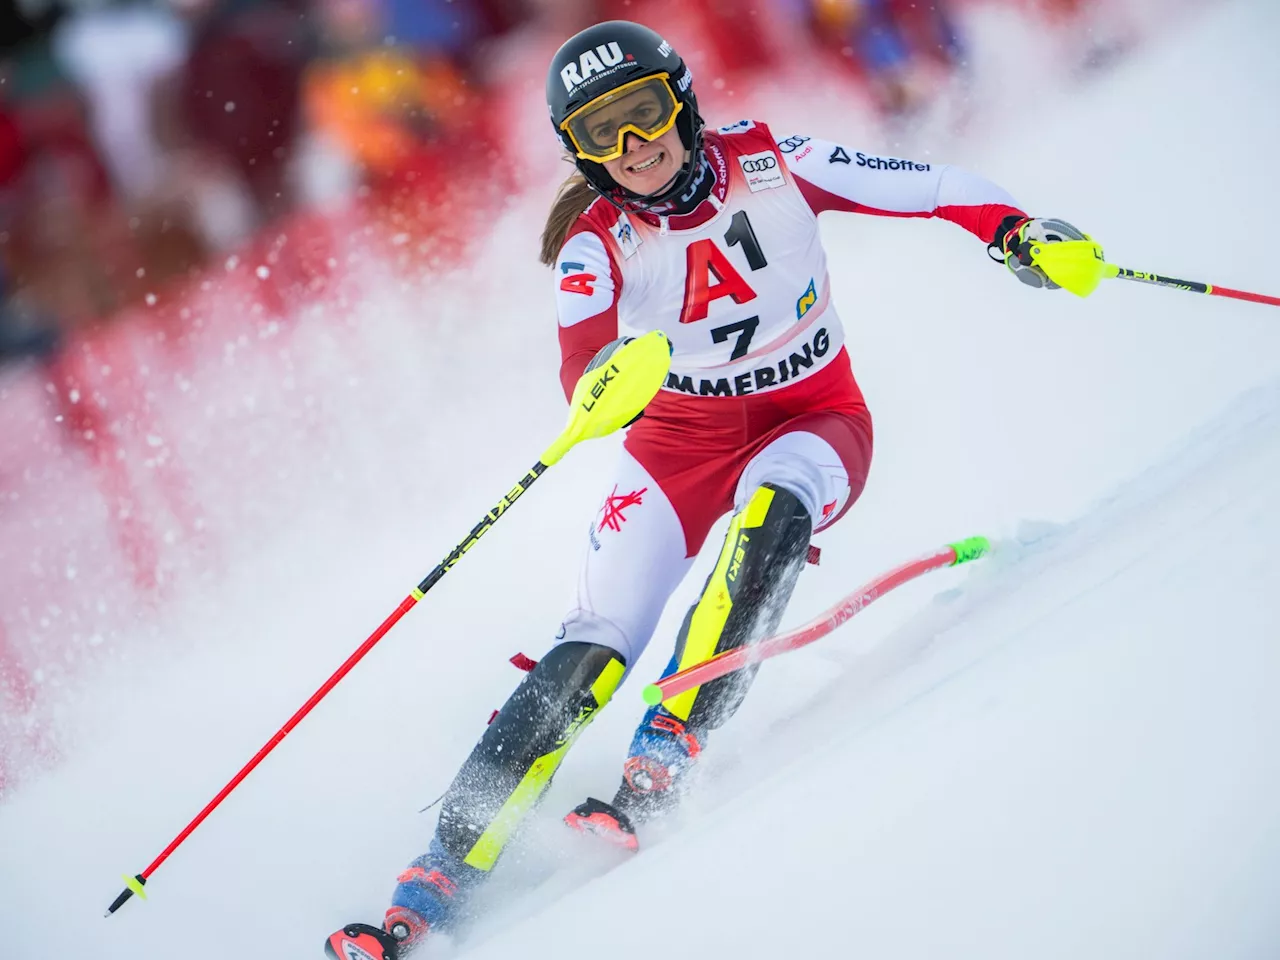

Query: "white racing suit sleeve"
left=555, top=226, right=622, bottom=400
left=775, top=134, right=1027, bottom=243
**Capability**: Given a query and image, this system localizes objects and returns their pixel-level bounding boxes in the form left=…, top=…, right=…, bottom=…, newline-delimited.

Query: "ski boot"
left=564, top=796, right=639, bottom=851
left=323, top=896, right=435, bottom=959
left=564, top=703, right=703, bottom=850
left=614, top=703, right=704, bottom=822
left=325, top=843, right=470, bottom=958
left=325, top=922, right=406, bottom=960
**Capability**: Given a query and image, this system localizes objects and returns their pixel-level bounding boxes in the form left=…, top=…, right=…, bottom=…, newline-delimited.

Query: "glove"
left=584, top=336, right=644, bottom=425
left=584, top=336, right=634, bottom=374
left=544, top=330, right=673, bottom=466
left=992, top=216, right=1095, bottom=291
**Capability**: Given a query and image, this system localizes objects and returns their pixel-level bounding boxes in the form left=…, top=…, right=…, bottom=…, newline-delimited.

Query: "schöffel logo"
left=560, top=42, right=626, bottom=91
left=855, top=152, right=931, bottom=172
left=777, top=136, right=810, bottom=154
left=740, top=156, right=777, bottom=174
left=710, top=141, right=728, bottom=186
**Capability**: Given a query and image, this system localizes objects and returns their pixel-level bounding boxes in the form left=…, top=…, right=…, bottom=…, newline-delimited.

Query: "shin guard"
left=663, top=483, right=812, bottom=729
left=434, top=641, right=625, bottom=872
left=614, top=484, right=811, bottom=818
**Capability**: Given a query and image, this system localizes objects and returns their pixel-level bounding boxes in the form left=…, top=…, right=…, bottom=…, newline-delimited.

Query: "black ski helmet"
left=546, top=21, right=705, bottom=211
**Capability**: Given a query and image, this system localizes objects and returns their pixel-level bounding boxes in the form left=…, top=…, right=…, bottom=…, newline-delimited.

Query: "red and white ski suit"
left=553, top=120, right=1023, bottom=667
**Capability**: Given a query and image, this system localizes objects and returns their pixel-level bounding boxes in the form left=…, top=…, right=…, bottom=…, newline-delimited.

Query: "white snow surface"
left=3, top=1, right=1280, bottom=956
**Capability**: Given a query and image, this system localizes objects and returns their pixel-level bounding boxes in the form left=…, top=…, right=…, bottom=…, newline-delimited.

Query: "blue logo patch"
left=796, top=278, right=817, bottom=320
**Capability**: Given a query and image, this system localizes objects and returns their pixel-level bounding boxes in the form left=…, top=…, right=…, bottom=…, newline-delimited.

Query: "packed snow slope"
left=3, top=1, right=1280, bottom=957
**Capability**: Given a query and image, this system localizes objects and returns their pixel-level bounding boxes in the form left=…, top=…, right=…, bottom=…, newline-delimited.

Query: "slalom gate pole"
left=104, top=331, right=673, bottom=918
left=1105, top=264, right=1280, bottom=308
left=642, top=535, right=992, bottom=708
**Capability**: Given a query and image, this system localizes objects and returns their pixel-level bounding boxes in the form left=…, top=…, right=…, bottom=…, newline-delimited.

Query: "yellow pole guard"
left=541, top=330, right=673, bottom=466
left=1027, top=238, right=1109, bottom=298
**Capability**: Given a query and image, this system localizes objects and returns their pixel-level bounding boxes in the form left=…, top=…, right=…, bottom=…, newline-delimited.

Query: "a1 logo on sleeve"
left=739, top=150, right=785, bottom=193
left=559, top=260, right=596, bottom=296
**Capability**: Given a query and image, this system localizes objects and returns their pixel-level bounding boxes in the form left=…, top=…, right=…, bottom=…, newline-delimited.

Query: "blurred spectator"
left=595, top=0, right=775, bottom=78
left=175, top=0, right=311, bottom=224
left=0, top=82, right=23, bottom=188
left=888, top=0, right=964, bottom=71
left=301, top=0, right=509, bottom=200
left=0, top=33, right=122, bottom=350
left=51, top=0, right=188, bottom=202
left=0, top=261, right=59, bottom=363
left=0, top=0, right=1151, bottom=377
left=49, top=0, right=216, bottom=302
left=810, top=0, right=965, bottom=118
left=0, top=87, right=59, bottom=363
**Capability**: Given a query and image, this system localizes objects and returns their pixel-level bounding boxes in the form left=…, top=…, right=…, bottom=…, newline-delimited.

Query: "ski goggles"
left=559, top=73, right=684, bottom=164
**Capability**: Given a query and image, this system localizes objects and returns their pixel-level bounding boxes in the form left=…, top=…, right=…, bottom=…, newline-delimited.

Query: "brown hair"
left=539, top=171, right=599, bottom=266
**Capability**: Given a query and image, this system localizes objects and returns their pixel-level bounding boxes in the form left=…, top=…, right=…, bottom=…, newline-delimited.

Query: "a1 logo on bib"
left=739, top=151, right=785, bottom=192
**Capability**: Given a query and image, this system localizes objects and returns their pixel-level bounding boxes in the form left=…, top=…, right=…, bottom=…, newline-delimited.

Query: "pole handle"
left=1024, top=241, right=1280, bottom=308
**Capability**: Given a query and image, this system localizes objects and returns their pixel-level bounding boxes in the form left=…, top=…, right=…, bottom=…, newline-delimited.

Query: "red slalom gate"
left=642, top=535, right=993, bottom=707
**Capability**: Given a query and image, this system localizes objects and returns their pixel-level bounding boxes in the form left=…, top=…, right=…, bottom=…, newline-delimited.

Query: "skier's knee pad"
left=661, top=483, right=812, bottom=731
left=436, top=641, right=625, bottom=870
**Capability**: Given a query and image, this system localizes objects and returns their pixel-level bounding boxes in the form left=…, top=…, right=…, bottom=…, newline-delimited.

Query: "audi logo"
left=741, top=157, right=778, bottom=173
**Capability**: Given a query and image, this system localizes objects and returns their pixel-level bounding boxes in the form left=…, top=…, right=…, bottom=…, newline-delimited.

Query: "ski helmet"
left=546, top=21, right=705, bottom=211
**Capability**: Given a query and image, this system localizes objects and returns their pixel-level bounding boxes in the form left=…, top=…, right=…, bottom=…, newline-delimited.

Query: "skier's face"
left=603, top=126, right=688, bottom=198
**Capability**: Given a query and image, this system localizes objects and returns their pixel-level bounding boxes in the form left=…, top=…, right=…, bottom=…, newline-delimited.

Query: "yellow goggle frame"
left=559, top=73, right=684, bottom=164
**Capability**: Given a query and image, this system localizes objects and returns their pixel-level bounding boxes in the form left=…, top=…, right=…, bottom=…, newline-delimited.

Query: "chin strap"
left=588, top=111, right=709, bottom=216
left=601, top=153, right=708, bottom=216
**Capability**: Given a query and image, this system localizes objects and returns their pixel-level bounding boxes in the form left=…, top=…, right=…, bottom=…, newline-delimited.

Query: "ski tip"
left=948, top=535, right=992, bottom=566
left=641, top=683, right=664, bottom=706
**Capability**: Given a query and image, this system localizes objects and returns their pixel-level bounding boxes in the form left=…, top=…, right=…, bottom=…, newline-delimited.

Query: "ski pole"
left=1103, top=264, right=1280, bottom=308
left=104, top=331, right=672, bottom=918
left=1020, top=237, right=1280, bottom=307
left=641, top=535, right=991, bottom=707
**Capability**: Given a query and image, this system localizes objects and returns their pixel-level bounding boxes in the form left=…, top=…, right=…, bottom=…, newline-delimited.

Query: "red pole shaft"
left=140, top=594, right=418, bottom=880
left=1210, top=285, right=1280, bottom=308
left=106, top=459, right=553, bottom=916
left=648, top=546, right=959, bottom=704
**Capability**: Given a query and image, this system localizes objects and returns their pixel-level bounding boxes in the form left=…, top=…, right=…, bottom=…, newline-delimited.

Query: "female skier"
left=328, top=19, right=1088, bottom=960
